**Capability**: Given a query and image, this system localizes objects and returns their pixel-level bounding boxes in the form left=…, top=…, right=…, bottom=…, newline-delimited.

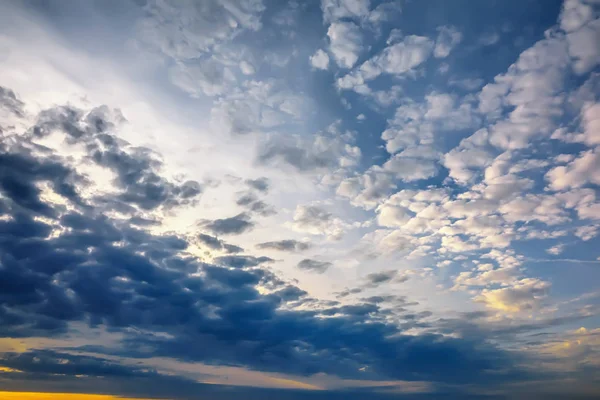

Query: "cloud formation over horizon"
left=0, top=0, right=599, bottom=399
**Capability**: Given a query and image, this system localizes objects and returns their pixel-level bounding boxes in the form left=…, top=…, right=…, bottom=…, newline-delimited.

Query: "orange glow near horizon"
left=0, top=392, right=152, bottom=400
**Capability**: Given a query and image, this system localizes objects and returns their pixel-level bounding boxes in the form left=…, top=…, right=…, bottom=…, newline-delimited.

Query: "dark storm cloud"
left=29, top=104, right=202, bottom=211
left=0, top=349, right=506, bottom=400
left=0, top=350, right=160, bottom=379
left=0, top=87, right=539, bottom=396
left=0, top=146, right=84, bottom=217
left=272, top=285, right=308, bottom=302
left=93, top=146, right=202, bottom=210
left=297, top=259, right=332, bottom=273
left=256, top=239, right=311, bottom=252
left=197, top=233, right=244, bottom=253
left=245, top=177, right=269, bottom=192
left=201, top=212, right=255, bottom=235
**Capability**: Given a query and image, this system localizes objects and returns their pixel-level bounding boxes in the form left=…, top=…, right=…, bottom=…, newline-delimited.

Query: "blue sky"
left=0, top=0, right=599, bottom=399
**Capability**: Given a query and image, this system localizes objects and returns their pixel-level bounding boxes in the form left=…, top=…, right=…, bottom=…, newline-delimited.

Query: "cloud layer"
left=0, top=0, right=599, bottom=399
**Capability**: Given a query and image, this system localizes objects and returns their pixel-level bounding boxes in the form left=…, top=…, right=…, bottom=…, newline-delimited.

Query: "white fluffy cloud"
left=327, top=21, right=364, bottom=69
left=476, top=278, right=550, bottom=313
left=546, top=148, right=600, bottom=190
left=310, top=49, right=330, bottom=70
left=363, top=35, right=434, bottom=76
left=336, top=35, right=434, bottom=94
left=321, top=0, right=371, bottom=22
left=383, top=93, right=478, bottom=154
left=560, top=0, right=600, bottom=74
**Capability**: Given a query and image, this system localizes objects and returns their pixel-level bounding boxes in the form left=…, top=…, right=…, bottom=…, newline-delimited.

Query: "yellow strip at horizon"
left=0, top=392, right=155, bottom=400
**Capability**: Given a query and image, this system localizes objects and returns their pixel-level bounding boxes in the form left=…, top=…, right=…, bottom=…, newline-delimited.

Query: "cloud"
left=560, top=0, right=600, bottom=74
left=197, top=233, right=244, bottom=254
left=137, top=0, right=265, bottom=60
left=3, top=1, right=600, bottom=397
left=336, top=169, right=396, bottom=209
left=290, top=204, right=348, bottom=240
left=297, top=259, right=332, bottom=273
left=236, top=192, right=276, bottom=217
left=211, top=79, right=310, bottom=135
left=134, top=0, right=267, bottom=100
left=478, top=32, right=500, bottom=46
left=382, top=148, right=439, bottom=181
left=0, top=90, right=528, bottom=390
left=552, top=97, right=599, bottom=145
left=365, top=270, right=397, bottom=286
left=0, top=350, right=163, bottom=379
left=335, top=287, right=363, bottom=298
left=433, top=25, right=462, bottom=58
left=546, top=148, right=600, bottom=190
left=201, top=213, right=255, bottom=235
left=546, top=244, right=565, bottom=255
left=0, top=145, right=83, bottom=218
left=245, top=177, right=270, bottom=193
left=0, top=86, right=24, bottom=119
left=310, top=49, right=330, bottom=70
left=168, top=58, right=237, bottom=97
left=367, top=2, right=402, bottom=26
left=257, top=125, right=360, bottom=172
left=30, top=104, right=202, bottom=211
left=214, top=255, right=273, bottom=269
left=338, top=35, right=433, bottom=91
left=327, top=21, right=363, bottom=69
left=337, top=92, right=478, bottom=209
left=476, top=278, right=550, bottom=313
left=382, top=93, right=479, bottom=154
left=477, top=30, right=572, bottom=150
left=321, top=0, right=371, bottom=23
left=256, top=240, right=311, bottom=252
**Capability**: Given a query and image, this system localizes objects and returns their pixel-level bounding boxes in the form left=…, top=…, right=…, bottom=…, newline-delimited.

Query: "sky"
left=0, top=0, right=599, bottom=399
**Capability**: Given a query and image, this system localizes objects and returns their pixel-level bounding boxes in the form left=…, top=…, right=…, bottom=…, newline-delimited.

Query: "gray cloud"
left=258, top=139, right=338, bottom=171
left=29, top=104, right=202, bottom=211
left=335, top=287, right=363, bottom=298
left=236, top=192, right=276, bottom=217
left=256, top=239, right=311, bottom=252
left=245, top=177, right=269, bottom=192
left=365, top=270, right=408, bottom=287
left=137, top=0, right=265, bottom=60
left=201, top=212, right=255, bottom=235
left=0, top=86, right=24, bottom=118
left=197, top=233, right=244, bottom=254
left=297, top=258, right=332, bottom=273
left=336, top=271, right=410, bottom=298
left=214, top=255, right=273, bottom=269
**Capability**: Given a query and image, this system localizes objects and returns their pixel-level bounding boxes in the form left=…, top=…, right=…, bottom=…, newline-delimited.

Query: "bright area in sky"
left=0, top=0, right=599, bottom=399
